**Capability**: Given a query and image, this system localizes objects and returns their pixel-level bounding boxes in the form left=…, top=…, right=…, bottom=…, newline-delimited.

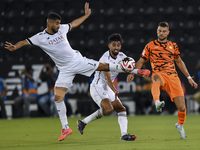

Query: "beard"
left=51, top=27, right=58, bottom=33
left=158, top=35, right=167, bottom=41
left=111, top=50, right=119, bottom=56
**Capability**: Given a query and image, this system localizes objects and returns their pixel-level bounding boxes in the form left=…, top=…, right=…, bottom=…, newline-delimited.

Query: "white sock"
left=130, top=69, right=139, bottom=74
left=109, top=63, right=124, bottom=73
left=55, top=100, right=69, bottom=130
left=178, top=123, right=183, bottom=129
left=82, top=109, right=103, bottom=124
left=155, top=100, right=160, bottom=106
left=118, top=111, right=128, bottom=136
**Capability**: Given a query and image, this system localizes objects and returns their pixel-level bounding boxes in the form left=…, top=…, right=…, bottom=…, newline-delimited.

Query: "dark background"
left=0, top=0, right=200, bottom=96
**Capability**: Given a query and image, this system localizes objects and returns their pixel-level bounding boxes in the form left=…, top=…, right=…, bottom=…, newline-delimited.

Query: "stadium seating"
left=0, top=0, right=200, bottom=61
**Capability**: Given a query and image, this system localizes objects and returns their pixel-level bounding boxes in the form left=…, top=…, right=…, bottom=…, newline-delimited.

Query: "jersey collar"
left=45, top=30, right=54, bottom=35
left=109, top=51, right=117, bottom=60
left=156, top=39, right=168, bottom=44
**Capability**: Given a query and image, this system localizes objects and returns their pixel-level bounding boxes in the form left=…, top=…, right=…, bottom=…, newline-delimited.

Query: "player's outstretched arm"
left=70, top=2, right=91, bottom=29
left=175, top=56, right=198, bottom=89
left=5, top=40, right=29, bottom=51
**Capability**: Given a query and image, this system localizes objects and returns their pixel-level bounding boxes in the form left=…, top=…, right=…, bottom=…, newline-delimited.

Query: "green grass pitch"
left=0, top=115, right=200, bottom=150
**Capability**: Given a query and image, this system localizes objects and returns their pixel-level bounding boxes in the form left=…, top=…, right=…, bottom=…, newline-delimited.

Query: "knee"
left=152, top=75, right=162, bottom=84
left=116, top=106, right=126, bottom=113
left=38, top=99, right=45, bottom=105
left=178, top=105, right=186, bottom=112
left=103, top=106, right=114, bottom=115
left=54, top=95, right=64, bottom=102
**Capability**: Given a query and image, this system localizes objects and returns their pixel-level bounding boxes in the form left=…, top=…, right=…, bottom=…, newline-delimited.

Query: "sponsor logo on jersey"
left=48, top=35, right=65, bottom=45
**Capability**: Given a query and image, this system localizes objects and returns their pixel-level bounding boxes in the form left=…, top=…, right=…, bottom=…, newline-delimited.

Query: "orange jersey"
left=141, top=40, right=180, bottom=76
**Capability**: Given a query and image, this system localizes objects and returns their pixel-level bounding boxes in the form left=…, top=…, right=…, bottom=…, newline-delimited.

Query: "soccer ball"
left=120, top=57, right=135, bottom=73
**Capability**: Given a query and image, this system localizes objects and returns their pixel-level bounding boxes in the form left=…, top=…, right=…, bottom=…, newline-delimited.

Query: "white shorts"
left=90, top=82, right=119, bottom=107
left=55, top=52, right=99, bottom=88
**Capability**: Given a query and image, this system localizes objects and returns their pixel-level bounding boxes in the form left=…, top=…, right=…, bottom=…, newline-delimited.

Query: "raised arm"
left=70, top=2, right=91, bottom=29
left=175, top=56, right=198, bottom=89
left=5, top=40, right=29, bottom=51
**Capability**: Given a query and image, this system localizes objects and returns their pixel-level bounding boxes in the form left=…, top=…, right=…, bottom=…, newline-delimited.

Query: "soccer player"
left=77, top=33, right=139, bottom=141
left=5, top=3, right=150, bottom=141
left=127, top=22, right=198, bottom=139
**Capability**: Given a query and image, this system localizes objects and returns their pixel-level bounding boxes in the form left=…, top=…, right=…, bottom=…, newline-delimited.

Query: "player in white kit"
left=77, top=34, right=139, bottom=141
left=5, top=3, right=150, bottom=141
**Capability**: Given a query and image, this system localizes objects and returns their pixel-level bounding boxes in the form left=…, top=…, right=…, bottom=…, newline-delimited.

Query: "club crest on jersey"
left=48, top=35, right=64, bottom=45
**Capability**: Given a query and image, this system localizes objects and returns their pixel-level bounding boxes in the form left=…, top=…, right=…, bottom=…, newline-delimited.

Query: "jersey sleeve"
left=141, top=44, right=150, bottom=60
left=61, top=24, right=71, bottom=34
left=173, top=43, right=180, bottom=58
left=99, top=55, right=108, bottom=63
left=26, top=34, right=40, bottom=46
left=121, top=52, right=127, bottom=58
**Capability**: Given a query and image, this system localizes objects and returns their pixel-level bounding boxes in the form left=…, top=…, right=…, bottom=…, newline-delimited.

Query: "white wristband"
left=131, top=69, right=139, bottom=74
left=187, top=76, right=192, bottom=79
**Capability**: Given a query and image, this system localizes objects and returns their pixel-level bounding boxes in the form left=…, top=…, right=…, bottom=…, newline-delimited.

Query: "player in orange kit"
left=127, top=22, right=198, bottom=139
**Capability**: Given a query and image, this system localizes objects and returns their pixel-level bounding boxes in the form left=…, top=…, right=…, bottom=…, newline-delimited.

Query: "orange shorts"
left=152, top=72, right=184, bottom=102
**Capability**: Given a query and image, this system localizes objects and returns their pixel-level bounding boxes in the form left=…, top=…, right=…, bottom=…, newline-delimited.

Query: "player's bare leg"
left=97, top=62, right=151, bottom=76
left=112, top=100, right=137, bottom=141
left=54, top=87, right=73, bottom=141
left=152, top=74, right=165, bottom=112
left=174, top=96, right=187, bottom=139
left=77, top=98, right=112, bottom=134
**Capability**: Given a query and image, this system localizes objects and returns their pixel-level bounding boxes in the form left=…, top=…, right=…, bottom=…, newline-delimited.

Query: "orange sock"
left=151, top=81, right=160, bottom=103
left=178, top=109, right=187, bottom=125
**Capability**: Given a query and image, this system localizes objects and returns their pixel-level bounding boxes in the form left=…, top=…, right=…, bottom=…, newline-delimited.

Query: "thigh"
left=90, top=83, right=110, bottom=107
left=166, top=76, right=184, bottom=102
left=112, top=99, right=126, bottom=113
left=39, top=94, right=49, bottom=103
left=55, top=71, right=75, bottom=89
left=54, top=87, right=68, bottom=101
left=152, top=73, right=164, bottom=86
left=101, top=98, right=113, bottom=110
left=74, top=56, right=99, bottom=77
left=25, top=96, right=37, bottom=103
left=15, top=96, right=24, bottom=104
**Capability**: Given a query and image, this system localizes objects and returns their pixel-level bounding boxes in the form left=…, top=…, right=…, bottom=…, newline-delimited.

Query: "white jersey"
left=27, top=24, right=76, bottom=71
left=92, top=51, right=127, bottom=85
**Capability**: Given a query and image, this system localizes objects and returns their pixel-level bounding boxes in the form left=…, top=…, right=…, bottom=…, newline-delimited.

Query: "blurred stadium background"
left=0, top=0, right=200, bottom=118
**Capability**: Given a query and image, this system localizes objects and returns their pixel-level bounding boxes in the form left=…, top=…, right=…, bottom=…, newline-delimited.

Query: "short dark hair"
left=108, top=33, right=123, bottom=44
left=47, top=12, right=62, bottom=20
left=158, top=22, right=169, bottom=29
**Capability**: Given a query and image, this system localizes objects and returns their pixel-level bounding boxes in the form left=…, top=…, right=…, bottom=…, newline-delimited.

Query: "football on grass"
left=120, top=57, right=135, bottom=73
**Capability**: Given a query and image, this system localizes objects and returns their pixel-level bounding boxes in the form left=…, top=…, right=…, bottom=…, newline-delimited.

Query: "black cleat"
left=77, top=120, right=86, bottom=135
left=120, top=134, right=137, bottom=141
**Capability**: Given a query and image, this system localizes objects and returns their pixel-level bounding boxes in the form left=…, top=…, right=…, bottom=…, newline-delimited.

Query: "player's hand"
left=84, top=2, right=91, bottom=16
left=188, top=78, right=198, bottom=89
left=5, top=41, right=16, bottom=51
left=127, top=74, right=134, bottom=82
left=114, top=90, right=119, bottom=100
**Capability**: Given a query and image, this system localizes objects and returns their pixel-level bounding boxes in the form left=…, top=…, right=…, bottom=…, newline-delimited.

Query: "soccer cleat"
left=77, top=120, right=86, bottom=135
left=175, top=123, right=187, bottom=139
left=156, top=101, right=165, bottom=112
left=58, top=128, right=73, bottom=141
left=137, top=69, right=151, bottom=77
left=120, top=134, right=137, bottom=141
